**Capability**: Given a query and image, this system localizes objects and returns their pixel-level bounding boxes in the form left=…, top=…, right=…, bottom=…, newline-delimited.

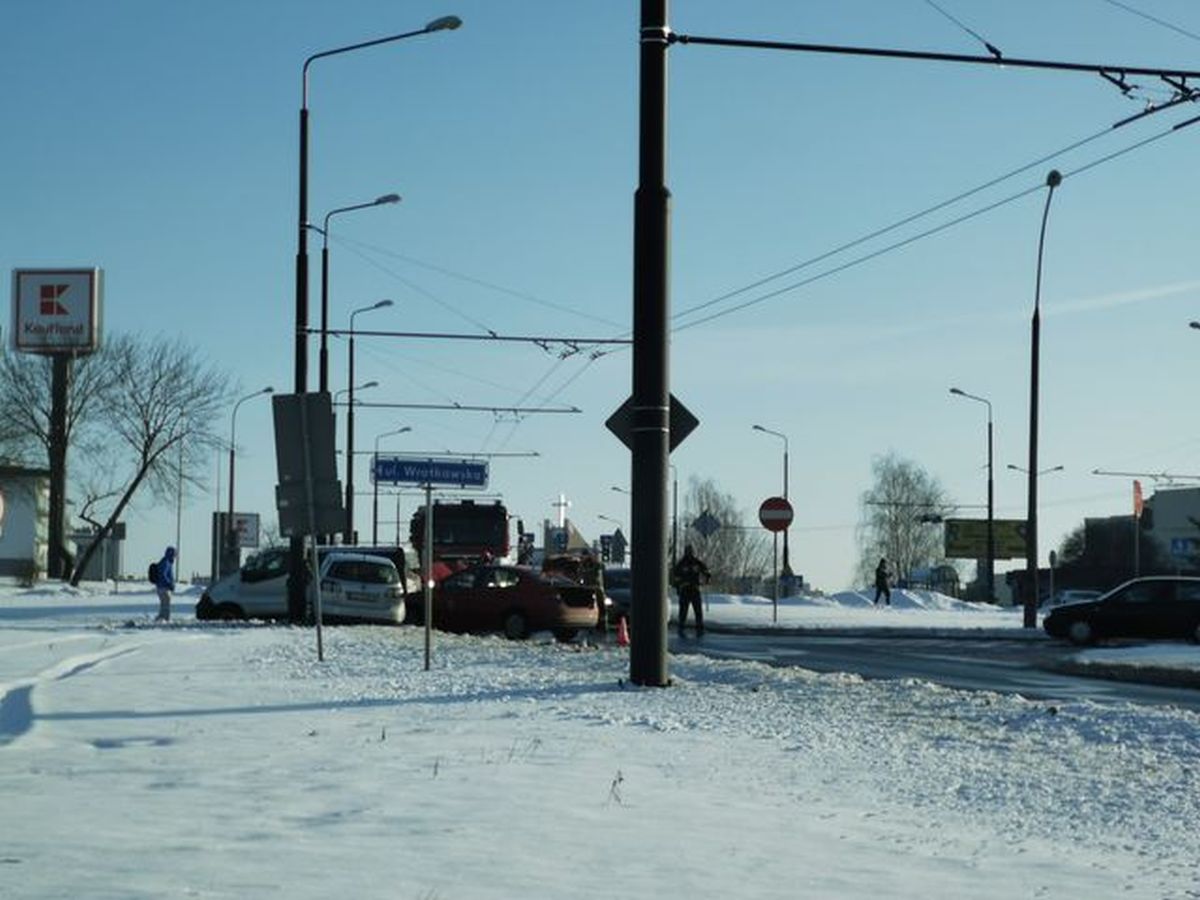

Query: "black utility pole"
left=630, top=0, right=671, bottom=687
left=48, top=357, right=71, bottom=579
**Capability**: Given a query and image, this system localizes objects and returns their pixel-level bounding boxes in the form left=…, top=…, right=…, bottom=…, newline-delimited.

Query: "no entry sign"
left=758, top=496, right=793, bottom=532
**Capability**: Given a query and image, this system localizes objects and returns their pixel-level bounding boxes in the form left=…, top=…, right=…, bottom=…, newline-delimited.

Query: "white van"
left=195, top=545, right=408, bottom=624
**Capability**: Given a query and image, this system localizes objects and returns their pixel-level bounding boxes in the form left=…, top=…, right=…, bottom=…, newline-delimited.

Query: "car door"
left=434, top=569, right=479, bottom=631
left=1096, top=581, right=1170, bottom=639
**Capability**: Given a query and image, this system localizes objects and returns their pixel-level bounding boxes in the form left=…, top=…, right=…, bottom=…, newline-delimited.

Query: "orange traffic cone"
left=616, top=616, right=630, bottom=647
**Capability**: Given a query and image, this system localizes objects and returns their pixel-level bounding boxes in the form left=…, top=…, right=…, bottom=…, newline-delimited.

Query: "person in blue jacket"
left=155, top=546, right=177, bottom=622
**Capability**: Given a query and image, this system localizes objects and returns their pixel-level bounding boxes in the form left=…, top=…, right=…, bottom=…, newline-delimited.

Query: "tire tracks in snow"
left=0, top=644, right=142, bottom=748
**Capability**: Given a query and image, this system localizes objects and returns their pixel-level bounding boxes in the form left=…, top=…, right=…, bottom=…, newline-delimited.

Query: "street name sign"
left=374, top=456, right=489, bottom=489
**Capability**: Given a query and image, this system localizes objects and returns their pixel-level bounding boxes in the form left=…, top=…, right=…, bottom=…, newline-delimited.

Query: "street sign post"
left=758, top=496, right=794, bottom=623
left=372, top=456, right=490, bottom=672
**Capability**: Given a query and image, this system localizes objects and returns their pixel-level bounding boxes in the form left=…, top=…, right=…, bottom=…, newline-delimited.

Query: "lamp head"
left=1046, top=169, right=1062, bottom=188
left=362, top=380, right=379, bottom=390
left=949, top=387, right=964, bottom=396
left=262, top=386, right=275, bottom=395
left=375, top=193, right=401, bottom=205
left=752, top=424, right=765, bottom=432
left=1190, top=321, right=1200, bottom=330
left=425, top=15, right=462, bottom=32
left=375, top=299, right=394, bottom=310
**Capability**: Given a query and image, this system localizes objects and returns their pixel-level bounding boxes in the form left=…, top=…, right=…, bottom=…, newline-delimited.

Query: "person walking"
left=874, top=557, right=891, bottom=607
left=154, top=546, right=177, bottom=622
left=672, top=544, right=711, bottom=637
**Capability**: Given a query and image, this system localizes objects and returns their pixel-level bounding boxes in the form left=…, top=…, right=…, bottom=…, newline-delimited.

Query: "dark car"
left=603, top=567, right=632, bottom=624
left=411, top=563, right=600, bottom=641
left=1042, top=576, right=1200, bottom=645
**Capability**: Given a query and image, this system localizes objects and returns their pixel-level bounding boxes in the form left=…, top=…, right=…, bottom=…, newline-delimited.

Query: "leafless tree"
left=70, top=336, right=233, bottom=585
left=856, top=451, right=951, bottom=587
left=679, top=476, right=771, bottom=592
left=0, top=347, right=115, bottom=468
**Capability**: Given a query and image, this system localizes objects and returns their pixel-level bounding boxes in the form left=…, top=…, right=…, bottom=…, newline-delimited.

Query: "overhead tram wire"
left=336, top=235, right=627, bottom=330
left=1097, top=0, right=1200, bottom=44
left=671, top=111, right=1200, bottom=334
left=920, top=0, right=1004, bottom=59
left=672, top=108, right=1193, bottom=329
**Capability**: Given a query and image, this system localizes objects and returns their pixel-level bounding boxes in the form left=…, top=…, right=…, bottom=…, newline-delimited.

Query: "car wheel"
left=503, top=611, right=528, bottom=640
left=195, top=596, right=216, bottom=621
left=1067, top=620, right=1094, bottom=645
left=215, top=602, right=244, bottom=622
left=553, top=628, right=578, bottom=643
left=1192, top=621, right=1200, bottom=644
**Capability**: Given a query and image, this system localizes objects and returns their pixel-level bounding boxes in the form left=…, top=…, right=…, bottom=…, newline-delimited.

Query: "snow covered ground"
left=3, top=582, right=1199, bottom=898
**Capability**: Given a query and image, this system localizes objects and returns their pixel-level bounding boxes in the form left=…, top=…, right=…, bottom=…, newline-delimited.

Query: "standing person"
left=672, top=544, right=711, bottom=637
left=155, top=546, right=177, bottom=622
left=874, top=557, right=891, bottom=607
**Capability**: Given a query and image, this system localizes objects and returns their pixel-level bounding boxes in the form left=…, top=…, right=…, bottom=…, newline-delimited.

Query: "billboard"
left=11, top=268, right=103, bottom=355
left=944, top=518, right=1028, bottom=559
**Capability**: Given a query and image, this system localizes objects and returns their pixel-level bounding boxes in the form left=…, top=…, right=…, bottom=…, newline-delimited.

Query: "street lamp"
left=1025, top=169, right=1063, bottom=628
left=226, top=387, right=274, bottom=574
left=295, top=14, right=461, bottom=394
left=307, top=194, right=401, bottom=393
left=345, top=300, right=393, bottom=541
left=949, top=387, right=994, bottom=602
left=1190, top=321, right=1200, bottom=330
left=373, top=425, right=412, bottom=545
left=751, top=424, right=791, bottom=582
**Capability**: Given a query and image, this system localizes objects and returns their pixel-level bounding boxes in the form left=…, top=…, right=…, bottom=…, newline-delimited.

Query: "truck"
left=409, top=499, right=510, bottom=566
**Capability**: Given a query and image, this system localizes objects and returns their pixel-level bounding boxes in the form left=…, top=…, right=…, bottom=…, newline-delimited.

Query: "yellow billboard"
left=943, top=518, right=1027, bottom=559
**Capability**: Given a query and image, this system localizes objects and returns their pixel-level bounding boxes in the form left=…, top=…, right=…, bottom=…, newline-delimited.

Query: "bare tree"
left=856, top=451, right=950, bottom=587
left=679, top=476, right=771, bottom=592
left=0, top=347, right=114, bottom=465
left=70, top=336, right=233, bottom=585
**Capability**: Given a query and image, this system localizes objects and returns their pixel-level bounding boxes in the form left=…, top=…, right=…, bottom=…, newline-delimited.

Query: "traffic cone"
left=616, top=616, right=630, bottom=647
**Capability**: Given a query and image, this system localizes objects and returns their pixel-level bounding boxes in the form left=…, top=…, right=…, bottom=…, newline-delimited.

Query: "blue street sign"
left=373, top=456, right=489, bottom=488
left=1170, top=537, right=1198, bottom=558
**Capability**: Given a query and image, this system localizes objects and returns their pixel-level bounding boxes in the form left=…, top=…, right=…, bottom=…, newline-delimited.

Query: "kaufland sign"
left=11, top=268, right=103, bottom=355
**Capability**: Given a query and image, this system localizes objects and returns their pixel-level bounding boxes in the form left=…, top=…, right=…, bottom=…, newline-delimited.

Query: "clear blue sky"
left=4, top=1, right=1199, bottom=589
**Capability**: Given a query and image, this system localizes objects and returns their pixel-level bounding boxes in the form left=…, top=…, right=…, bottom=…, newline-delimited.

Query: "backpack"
left=148, top=561, right=160, bottom=585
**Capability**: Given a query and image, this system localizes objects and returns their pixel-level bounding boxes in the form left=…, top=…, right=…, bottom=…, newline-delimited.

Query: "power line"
left=671, top=122, right=1120, bottom=326
left=1097, top=0, right=1200, bottom=44
left=920, top=0, right=1003, bottom=59
left=671, top=113, right=1199, bottom=333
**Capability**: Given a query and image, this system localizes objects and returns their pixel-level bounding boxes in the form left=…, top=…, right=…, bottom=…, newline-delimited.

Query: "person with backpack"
left=672, top=544, right=711, bottom=638
left=153, top=546, right=177, bottom=622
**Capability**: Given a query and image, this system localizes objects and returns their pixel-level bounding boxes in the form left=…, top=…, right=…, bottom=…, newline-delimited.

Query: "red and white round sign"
left=758, top=496, right=793, bottom=533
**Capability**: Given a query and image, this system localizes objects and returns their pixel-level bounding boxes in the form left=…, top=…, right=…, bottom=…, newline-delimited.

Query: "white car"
left=196, top=547, right=407, bottom=625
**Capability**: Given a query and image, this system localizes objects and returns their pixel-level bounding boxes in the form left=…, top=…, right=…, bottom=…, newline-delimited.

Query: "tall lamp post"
left=373, top=425, right=412, bottom=544
left=335, top=378, right=378, bottom=544
left=307, top=194, right=401, bottom=393
left=345, top=300, right=392, bottom=542
left=949, top=388, right=994, bottom=602
left=752, top=425, right=791, bottom=585
left=226, top=386, right=274, bottom=575
left=1025, top=169, right=1063, bottom=628
left=295, top=14, right=461, bottom=395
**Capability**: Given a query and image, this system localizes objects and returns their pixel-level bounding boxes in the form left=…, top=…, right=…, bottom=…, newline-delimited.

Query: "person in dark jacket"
left=874, top=557, right=891, bottom=607
left=155, top=546, right=177, bottom=622
left=672, top=544, right=711, bottom=637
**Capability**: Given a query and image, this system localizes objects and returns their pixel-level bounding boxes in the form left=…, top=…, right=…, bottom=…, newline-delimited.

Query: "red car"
left=421, top=563, right=600, bottom=640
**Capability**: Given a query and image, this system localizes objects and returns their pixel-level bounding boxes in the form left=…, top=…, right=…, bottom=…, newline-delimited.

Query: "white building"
left=0, top=466, right=50, bottom=582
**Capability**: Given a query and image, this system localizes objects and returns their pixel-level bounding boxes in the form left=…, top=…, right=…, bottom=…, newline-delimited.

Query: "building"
left=0, top=466, right=50, bottom=582
left=1146, top=486, right=1200, bottom=572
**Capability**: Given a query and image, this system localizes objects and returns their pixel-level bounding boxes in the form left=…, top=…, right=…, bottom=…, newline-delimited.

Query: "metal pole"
left=630, top=0, right=671, bottom=687
left=772, top=532, right=778, bottom=624
left=319, top=238, right=330, bottom=393
left=372, top=452, right=380, bottom=545
left=782, top=441, right=791, bottom=580
left=48, top=356, right=71, bottom=579
left=423, top=483, right=433, bottom=671
left=1025, top=170, right=1061, bottom=629
left=346, top=331, right=356, bottom=543
left=985, top=412, right=995, bottom=601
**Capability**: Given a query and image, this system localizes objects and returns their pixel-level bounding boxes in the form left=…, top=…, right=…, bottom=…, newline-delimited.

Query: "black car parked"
left=1042, top=576, right=1200, bottom=645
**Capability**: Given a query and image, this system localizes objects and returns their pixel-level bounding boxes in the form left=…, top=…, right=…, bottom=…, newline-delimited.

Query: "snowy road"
left=680, top=632, right=1200, bottom=711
